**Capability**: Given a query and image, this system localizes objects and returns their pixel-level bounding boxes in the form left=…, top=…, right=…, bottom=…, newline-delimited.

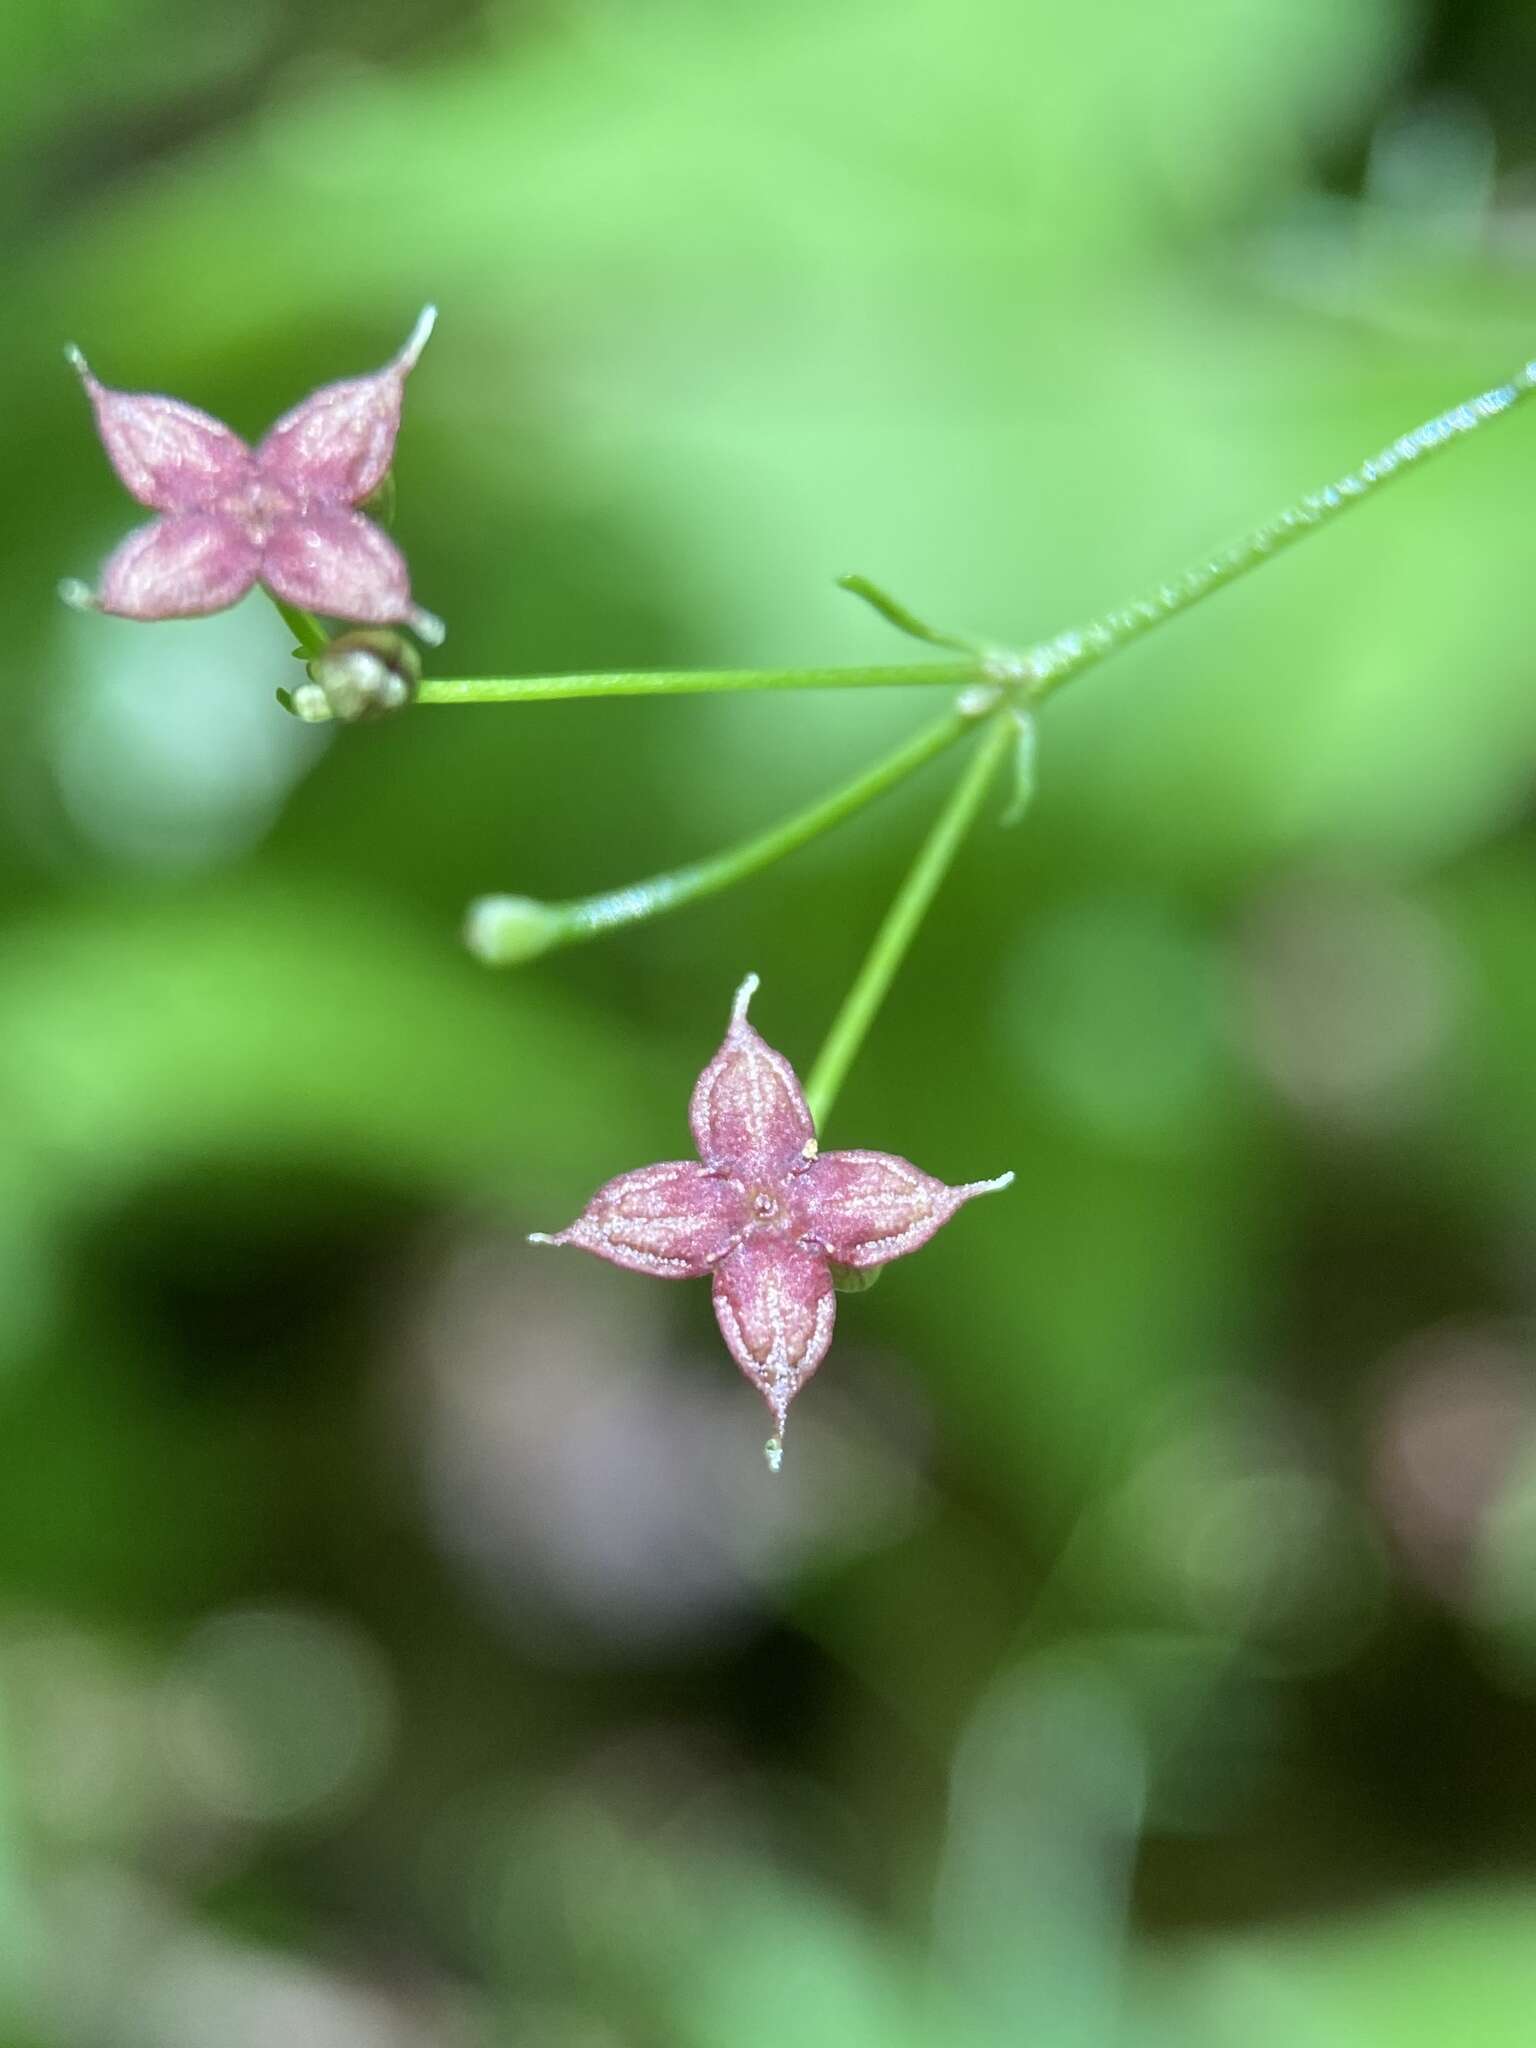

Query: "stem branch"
left=271, top=597, right=331, bottom=660
left=805, top=711, right=1014, bottom=1130
left=468, top=706, right=978, bottom=964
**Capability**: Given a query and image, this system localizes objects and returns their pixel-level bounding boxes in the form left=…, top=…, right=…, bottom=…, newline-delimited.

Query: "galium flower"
left=61, top=309, right=442, bottom=643
left=532, top=975, right=1013, bottom=1467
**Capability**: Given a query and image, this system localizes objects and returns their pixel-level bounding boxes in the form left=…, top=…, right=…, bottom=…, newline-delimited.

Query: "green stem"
left=804, top=712, right=1015, bottom=1130
left=421, top=661, right=975, bottom=706
left=467, top=706, right=978, bottom=965
left=271, top=597, right=331, bottom=659
left=1026, top=358, right=1536, bottom=701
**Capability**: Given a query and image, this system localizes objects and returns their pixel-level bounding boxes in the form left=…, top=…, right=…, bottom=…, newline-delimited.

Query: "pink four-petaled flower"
left=63, top=309, right=441, bottom=642
left=533, top=975, right=1013, bottom=1463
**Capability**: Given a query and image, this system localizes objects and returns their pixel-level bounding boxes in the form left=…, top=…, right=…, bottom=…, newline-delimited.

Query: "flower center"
left=218, top=478, right=297, bottom=546
left=750, top=1189, right=780, bottom=1223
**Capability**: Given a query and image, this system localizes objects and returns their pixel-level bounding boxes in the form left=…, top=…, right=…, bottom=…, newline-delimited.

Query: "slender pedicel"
left=416, top=660, right=975, bottom=707
left=805, top=712, right=1016, bottom=1131
left=271, top=597, right=332, bottom=660
left=466, top=707, right=976, bottom=965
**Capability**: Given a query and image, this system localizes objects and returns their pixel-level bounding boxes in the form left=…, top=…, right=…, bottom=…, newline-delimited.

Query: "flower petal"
left=91, top=514, right=261, bottom=620
left=689, top=974, right=815, bottom=1180
left=800, top=1149, right=1014, bottom=1269
left=530, top=1161, right=743, bottom=1278
left=255, top=307, right=435, bottom=503
left=712, top=1238, right=835, bottom=1436
left=69, top=349, right=251, bottom=511
left=260, top=509, right=414, bottom=625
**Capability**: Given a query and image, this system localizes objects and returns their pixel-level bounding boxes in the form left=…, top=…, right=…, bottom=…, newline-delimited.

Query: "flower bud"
left=293, top=629, right=422, bottom=724
left=464, top=894, right=565, bottom=965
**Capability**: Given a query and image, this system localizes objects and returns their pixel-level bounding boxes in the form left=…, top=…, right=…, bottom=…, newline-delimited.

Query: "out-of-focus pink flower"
left=62, top=310, right=442, bottom=642
left=533, top=975, right=1012, bottom=1461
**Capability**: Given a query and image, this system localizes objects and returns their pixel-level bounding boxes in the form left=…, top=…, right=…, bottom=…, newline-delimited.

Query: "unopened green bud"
left=464, top=893, right=565, bottom=965
left=300, top=629, right=422, bottom=724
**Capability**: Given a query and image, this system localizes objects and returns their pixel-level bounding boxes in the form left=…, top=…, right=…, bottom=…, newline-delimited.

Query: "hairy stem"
left=1027, top=359, right=1536, bottom=701
left=467, top=706, right=978, bottom=965
left=805, top=711, right=1015, bottom=1130
left=421, top=661, right=975, bottom=706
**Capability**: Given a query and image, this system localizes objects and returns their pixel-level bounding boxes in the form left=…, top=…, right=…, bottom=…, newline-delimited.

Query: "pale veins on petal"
left=95, top=515, right=263, bottom=622
left=256, top=308, right=437, bottom=503
left=531, top=1160, right=742, bottom=1279
left=261, top=508, right=413, bottom=625
left=711, top=1239, right=836, bottom=1438
left=65, top=310, right=439, bottom=632
left=67, top=353, right=250, bottom=510
left=532, top=975, right=1014, bottom=1462
left=689, top=973, right=816, bottom=1180
left=800, top=1150, right=1015, bottom=1269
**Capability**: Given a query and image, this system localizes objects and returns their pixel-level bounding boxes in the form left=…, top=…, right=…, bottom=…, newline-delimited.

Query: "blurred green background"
left=6, top=0, right=1536, bottom=2040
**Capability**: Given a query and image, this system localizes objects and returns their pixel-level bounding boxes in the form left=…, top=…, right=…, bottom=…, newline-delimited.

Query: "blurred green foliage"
left=6, top=0, right=1536, bottom=2041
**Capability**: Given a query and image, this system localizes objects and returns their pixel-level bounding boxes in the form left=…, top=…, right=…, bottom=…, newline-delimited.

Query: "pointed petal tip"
left=526, top=1230, right=568, bottom=1248
left=730, top=971, right=760, bottom=1025
left=401, top=305, right=438, bottom=368
left=753, top=1359, right=798, bottom=1441
left=692, top=973, right=814, bottom=1175
left=764, top=1435, right=784, bottom=1474
left=64, top=343, right=92, bottom=383
left=408, top=605, right=446, bottom=647
left=763, top=1381, right=792, bottom=1439
left=969, top=1170, right=1015, bottom=1196
left=57, top=578, right=98, bottom=613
